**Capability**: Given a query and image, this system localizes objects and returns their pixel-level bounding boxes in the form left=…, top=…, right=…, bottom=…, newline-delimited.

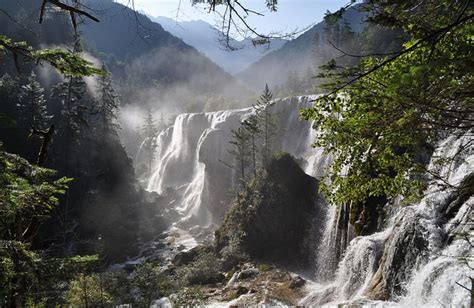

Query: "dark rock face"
left=366, top=208, right=430, bottom=300
left=366, top=172, right=474, bottom=301
left=350, top=195, right=387, bottom=237
left=215, top=153, right=323, bottom=269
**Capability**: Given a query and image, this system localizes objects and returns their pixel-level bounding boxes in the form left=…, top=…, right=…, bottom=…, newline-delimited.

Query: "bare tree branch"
left=39, top=0, right=100, bottom=25
left=312, top=12, right=474, bottom=102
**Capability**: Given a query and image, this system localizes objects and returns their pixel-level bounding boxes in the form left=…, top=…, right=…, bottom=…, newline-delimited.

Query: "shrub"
left=65, top=273, right=112, bottom=307
left=179, top=252, right=224, bottom=285
left=133, top=263, right=176, bottom=306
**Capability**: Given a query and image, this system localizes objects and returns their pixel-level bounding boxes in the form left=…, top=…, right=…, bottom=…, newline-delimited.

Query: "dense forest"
left=0, top=0, right=472, bottom=307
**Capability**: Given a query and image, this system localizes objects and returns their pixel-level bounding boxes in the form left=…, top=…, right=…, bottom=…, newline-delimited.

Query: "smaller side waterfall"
left=315, top=203, right=356, bottom=282
left=304, top=133, right=474, bottom=307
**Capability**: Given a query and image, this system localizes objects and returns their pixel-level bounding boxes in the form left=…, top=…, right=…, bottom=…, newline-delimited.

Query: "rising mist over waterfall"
left=1, top=0, right=472, bottom=306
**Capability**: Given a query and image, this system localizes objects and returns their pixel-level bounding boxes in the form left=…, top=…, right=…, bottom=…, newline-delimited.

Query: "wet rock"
left=172, top=246, right=200, bottom=266
left=155, top=242, right=166, bottom=249
left=366, top=208, right=430, bottom=300
left=238, top=268, right=259, bottom=280
left=349, top=195, right=387, bottom=236
left=289, top=276, right=306, bottom=289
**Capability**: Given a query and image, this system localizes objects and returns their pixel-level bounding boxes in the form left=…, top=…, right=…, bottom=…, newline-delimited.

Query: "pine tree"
left=254, top=84, right=277, bottom=165
left=242, top=114, right=260, bottom=177
left=18, top=71, right=51, bottom=130
left=48, top=38, right=91, bottom=234
left=228, top=126, right=251, bottom=187
left=141, top=109, right=159, bottom=177
left=51, top=39, right=89, bottom=136
left=158, top=112, right=166, bottom=131
left=95, top=64, right=119, bottom=139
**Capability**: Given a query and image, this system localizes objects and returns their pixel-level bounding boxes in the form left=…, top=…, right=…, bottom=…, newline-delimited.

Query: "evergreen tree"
left=17, top=71, right=51, bottom=130
left=95, top=65, right=119, bottom=139
left=242, top=114, right=260, bottom=177
left=141, top=109, right=159, bottom=177
left=254, top=84, right=277, bottom=165
left=228, top=126, right=251, bottom=187
left=48, top=38, right=92, bottom=241
left=0, top=148, right=72, bottom=306
left=51, top=40, right=89, bottom=136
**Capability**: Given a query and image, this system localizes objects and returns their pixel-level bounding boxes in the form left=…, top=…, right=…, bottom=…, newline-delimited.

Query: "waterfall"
left=145, top=94, right=472, bottom=306
left=146, top=95, right=330, bottom=228
left=315, top=203, right=357, bottom=282
left=303, top=132, right=474, bottom=307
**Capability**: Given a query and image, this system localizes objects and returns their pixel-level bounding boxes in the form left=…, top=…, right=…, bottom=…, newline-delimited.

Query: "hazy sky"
left=117, top=0, right=349, bottom=38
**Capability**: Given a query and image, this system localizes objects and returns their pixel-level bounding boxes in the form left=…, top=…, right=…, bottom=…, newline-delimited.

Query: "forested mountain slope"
left=237, top=6, right=370, bottom=91
left=151, top=16, right=286, bottom=74
left=0, top=0, right=249, bottom=106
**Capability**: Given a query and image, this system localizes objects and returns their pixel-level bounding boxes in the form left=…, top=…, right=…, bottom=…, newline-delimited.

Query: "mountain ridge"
left=150, top=15, right=287, bottom=74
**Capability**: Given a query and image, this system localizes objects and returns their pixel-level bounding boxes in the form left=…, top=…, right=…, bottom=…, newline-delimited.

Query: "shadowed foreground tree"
left=0, top=147, right=73, bottom=306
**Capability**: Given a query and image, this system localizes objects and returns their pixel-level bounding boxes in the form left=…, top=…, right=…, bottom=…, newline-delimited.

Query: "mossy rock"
left=215, top=153, right=322, bottom=269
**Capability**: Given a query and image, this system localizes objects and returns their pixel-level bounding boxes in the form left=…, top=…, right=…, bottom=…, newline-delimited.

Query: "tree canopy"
left=302, top=0, right=473, bottom=205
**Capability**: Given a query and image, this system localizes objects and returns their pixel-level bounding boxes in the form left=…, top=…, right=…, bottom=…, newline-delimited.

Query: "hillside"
left=237, top=6, right=367, bottom=91
left=0, top=0, right=250, bottom=108
left=151, top=16, right=287, bottom=74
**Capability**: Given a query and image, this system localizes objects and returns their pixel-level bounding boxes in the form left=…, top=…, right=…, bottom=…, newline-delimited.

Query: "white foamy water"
left=147, top=95, right=330, bottom=227
left=302, top=133, right=473, bottom=307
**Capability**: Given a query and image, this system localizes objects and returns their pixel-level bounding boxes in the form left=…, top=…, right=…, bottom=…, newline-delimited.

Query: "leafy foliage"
left=0, top=35, right=103, bottom=77
left=178, top=252, right=225, bottom=285
left=302, top=0, right=473, bottom=205
left=65, top=273, right=112, bottom=307
left=0, top=149, right=76, bottom=306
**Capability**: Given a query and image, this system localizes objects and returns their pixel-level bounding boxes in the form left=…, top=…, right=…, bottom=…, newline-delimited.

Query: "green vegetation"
left=215, top=153, right=318, bottom=269
left=0, top=35, right=102, bottom=77
left=226, top=85, right=278, bottom=187
left=302, top=0, right=473, bottom=205
left=178, top=252, right=225, bottom=285
left=0, top=148, right=72, bottom=306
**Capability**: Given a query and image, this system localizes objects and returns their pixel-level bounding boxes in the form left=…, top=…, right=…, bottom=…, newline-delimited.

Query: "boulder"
left=215, top=153, right=324, bottom=269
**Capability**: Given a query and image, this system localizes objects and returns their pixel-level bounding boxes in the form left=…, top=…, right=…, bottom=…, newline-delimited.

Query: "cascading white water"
left=302, top=133, right=473, bottom=307
left=146, top=95, right=330, bottom=227
left=395, top=134, right=474, bottom=307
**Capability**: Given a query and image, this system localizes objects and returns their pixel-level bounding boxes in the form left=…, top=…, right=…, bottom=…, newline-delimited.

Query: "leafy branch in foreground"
left=302, top=0, right=474, bottom=205
left=0, top=35, right=103, bottom=77
left=0, top=148, right=76, bottom=306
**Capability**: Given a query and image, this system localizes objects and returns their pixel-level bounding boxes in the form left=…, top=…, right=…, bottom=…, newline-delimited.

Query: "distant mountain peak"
left=150, top=16, right=287, bottom=74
